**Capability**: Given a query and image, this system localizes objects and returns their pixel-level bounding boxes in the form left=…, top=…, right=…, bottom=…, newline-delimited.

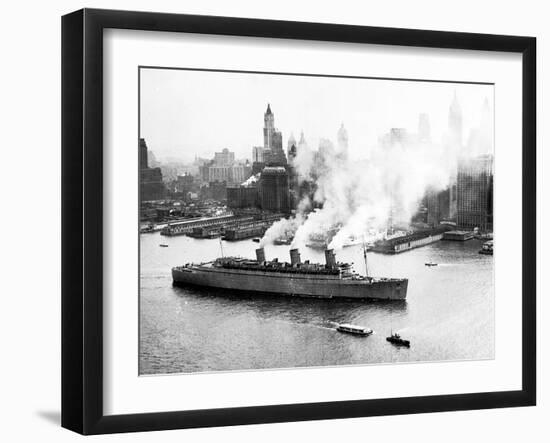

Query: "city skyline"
left=139, top=67, right=496, bottom=376
left=139, top=68, right=494, bottom=163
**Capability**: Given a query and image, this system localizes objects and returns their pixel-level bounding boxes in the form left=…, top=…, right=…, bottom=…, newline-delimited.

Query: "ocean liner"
left=172, top=248, right=407, bottom=301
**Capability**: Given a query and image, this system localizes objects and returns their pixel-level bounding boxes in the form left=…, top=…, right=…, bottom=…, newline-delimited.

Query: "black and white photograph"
left=138, top=67, right=495, bottom=375
left=1, top=0, right=545, bottom=439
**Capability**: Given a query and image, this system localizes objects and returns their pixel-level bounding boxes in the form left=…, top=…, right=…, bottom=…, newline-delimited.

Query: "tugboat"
left=336, top=324, right=373, bottom=336
left=479, top=240, right=493, bottom=255
left=425, top=261, right=438, bottom=267
left=386, top=332, right=410, bottom=347
left=252, top=238, right=261, bottom=243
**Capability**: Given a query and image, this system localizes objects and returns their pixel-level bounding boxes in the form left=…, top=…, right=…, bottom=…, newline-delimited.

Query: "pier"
left=161, top=213, right=286, bottom=239
left=161, top=214, right=252, bottom=236
left=371, top=226, right=452, bottom=254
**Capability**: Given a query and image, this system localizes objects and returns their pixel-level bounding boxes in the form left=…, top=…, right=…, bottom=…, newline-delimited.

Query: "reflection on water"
left=174, top=285, right=408, bottom=332
left=140, top=233, right=494, bottom=374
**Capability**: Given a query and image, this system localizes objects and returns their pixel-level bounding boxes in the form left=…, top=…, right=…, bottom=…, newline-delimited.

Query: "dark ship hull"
left=172, top=248, right=408, bottom=301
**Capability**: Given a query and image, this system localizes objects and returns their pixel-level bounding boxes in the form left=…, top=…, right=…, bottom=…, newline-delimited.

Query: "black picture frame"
left=61, top=8, right=536, bottom=435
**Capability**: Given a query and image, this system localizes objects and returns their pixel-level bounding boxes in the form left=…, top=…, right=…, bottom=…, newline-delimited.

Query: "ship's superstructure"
left=172, top=248, right=408, bottom=301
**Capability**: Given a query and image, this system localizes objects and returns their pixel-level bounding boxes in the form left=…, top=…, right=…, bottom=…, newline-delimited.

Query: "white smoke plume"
left=259, top=212, right=303, bottom=247
left=259, top=197, right=310, bottom=247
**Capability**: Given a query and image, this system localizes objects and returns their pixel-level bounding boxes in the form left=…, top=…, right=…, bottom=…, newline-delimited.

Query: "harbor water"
left=140, top=233, right=494, bottom=375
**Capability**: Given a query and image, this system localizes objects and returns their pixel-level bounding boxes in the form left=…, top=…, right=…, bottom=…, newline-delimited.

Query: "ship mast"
left=362, top=237, right=369, bottom=277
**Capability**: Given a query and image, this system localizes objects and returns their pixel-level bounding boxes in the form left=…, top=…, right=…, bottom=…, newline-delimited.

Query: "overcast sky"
left=139, top=67, right=493, bottom=163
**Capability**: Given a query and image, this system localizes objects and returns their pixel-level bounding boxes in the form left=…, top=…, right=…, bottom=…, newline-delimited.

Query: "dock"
left=161, top=213, right=286, bottom=240
left=370, top=226, right=451, bottom=254
left=161, top=214, right=252, bottom=236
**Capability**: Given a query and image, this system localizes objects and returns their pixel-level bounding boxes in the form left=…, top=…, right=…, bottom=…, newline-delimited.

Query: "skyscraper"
left=139, top=138, right=166, bottom=201
left=298, top=131, right=307, bottom=152
left=259, top=166, right=290, bottom=213
left=448, top=91, right=463, bottom=146
left=337, top=123, right=348, bottom=157
left=447, top=93, right=464, bottom=221
left=261, top=104, right=286, bottom=166
left=263, top=103, right=275, bottom=150
left=457, top=154, right=493, bottom=231
left=252, top=146, right=265, bottom=163
left=139, top=137, right=149, bottom=169
left=269, top=131, right=286, bottom=165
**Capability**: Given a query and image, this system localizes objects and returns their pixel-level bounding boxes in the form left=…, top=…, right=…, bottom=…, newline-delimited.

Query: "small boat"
left=336, top=323, right=373, bottom=336
left=159, top=244, right=169, bottom=248
left=140, top=223, right=157, bottom=233
left=425, top=261, right=438, bottom=267
left=252, top=238, right=261, bottom=243
left=479, top=240, right=493, bottom=255
left=274, top=236, right=293, bottom=245
left=386, top=332, right=410, bottom=347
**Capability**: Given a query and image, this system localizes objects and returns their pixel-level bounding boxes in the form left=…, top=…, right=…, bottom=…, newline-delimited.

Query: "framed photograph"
left=61, top=8, right=536, bottom=434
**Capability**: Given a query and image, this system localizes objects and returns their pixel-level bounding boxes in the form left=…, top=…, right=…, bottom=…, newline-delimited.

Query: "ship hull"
left=172, top=266, right=407, bottom=300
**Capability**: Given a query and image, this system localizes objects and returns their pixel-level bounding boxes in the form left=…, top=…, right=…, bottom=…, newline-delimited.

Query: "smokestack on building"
left=324, top=249, right=336, bottom=268
left=289, top=248, right=301, bottom=266
left=255, top=248, right=266, bottom=263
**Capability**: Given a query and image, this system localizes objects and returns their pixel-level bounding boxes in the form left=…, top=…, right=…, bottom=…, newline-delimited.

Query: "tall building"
left=139, top=137, right=148, bottom=169
left=298, top=131, right=307, bottom=152
left=213, top=148, right=235, bottom=166
left=259, top=166, right=290, bottom=213
left=252, top=146, right=265, bottom=163
left=449, top=91, right=463, bottom=146
left=440, top=93, right=464, bottom=223
left=457, top=154, right=493, bottom=231
left=139, top=138, right=166, bottom=201
left=426, top=187, right=452, bottom=226
left=261, top=104, right=287, bottom=166
left=263, top=103, right=275, bottom=150
left=337, top=123, right=348, bottom=157
left=269, top=131, right=286, bottom=165
left=199, top=148, right=252, bottom=185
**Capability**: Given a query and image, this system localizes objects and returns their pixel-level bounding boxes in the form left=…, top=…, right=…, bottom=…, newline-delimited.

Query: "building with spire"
left=263, top=104, right=287, bottom=166
left=253, top=104, right=287, bottom=173
left=263, top=103, right=275, bottom=150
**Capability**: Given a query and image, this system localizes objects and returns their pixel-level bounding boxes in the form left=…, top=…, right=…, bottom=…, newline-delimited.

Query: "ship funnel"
left=324, top=249, right=337, bottom=268
left=255, top=248, right=266, bottom=263
left=289, top=248, right=301, bottom=266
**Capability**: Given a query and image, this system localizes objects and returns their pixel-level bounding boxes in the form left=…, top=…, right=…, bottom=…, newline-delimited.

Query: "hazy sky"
left=139, top=67, right=493, bottom=162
